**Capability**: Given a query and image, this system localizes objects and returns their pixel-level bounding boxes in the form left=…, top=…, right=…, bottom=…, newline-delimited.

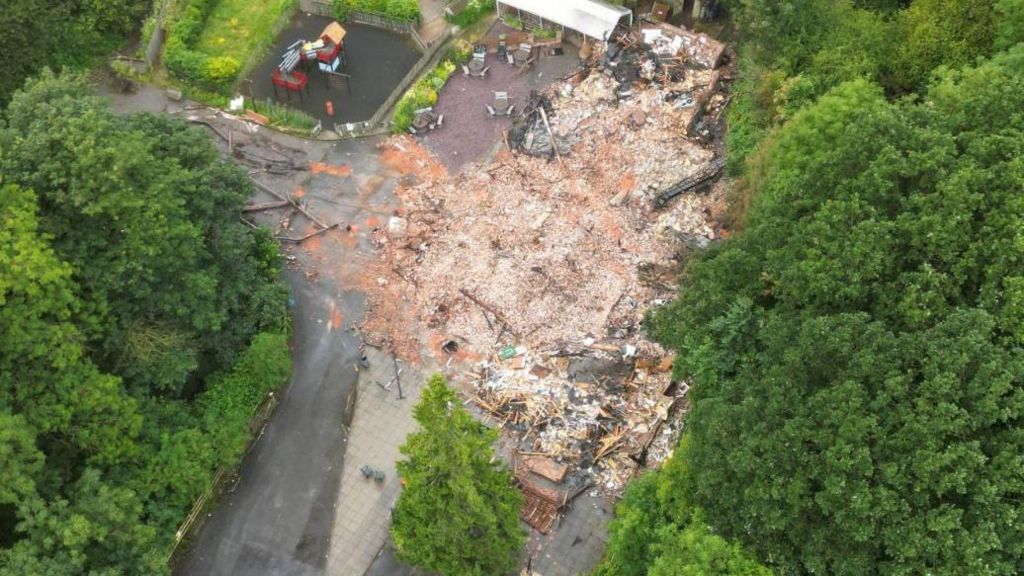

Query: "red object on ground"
left=325, top=100, right=334, bottom=117
left=317, top=38, right=342, bottom=63
left=271, top=69, right=308, bottom=92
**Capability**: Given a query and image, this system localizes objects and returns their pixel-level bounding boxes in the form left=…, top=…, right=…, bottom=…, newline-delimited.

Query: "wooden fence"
left=166, top=391, right=280, bottom=561
left=298, top=1, right=428, bottom=49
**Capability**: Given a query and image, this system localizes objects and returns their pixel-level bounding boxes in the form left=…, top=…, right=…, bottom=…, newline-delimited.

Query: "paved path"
left=326, top=346, right=425, bottom=575
left=418, top=0, right=450, bottom=44
left=176, top=278, right=363, bottom=576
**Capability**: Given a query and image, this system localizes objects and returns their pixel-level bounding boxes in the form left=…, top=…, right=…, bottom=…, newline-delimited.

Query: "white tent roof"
left=496, top=0, right=632, bottom=40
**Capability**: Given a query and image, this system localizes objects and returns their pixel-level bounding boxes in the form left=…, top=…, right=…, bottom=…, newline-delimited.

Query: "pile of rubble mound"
left=361, top=23, right=732, bottom=504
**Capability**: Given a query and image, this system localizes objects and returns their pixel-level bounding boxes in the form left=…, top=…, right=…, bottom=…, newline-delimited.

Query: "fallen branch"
left=186, top=118, right=230, bottom=142
left=460, top=288, right=518, bottom=336
left=243, top=200, right=290, bottom=212
left=249, top=179, right=330, bottom=229
left=276, top=223, right=339, bottom=243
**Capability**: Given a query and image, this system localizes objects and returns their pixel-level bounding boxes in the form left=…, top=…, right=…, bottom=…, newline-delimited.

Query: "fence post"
left=146, top=0, right=171, bottom=69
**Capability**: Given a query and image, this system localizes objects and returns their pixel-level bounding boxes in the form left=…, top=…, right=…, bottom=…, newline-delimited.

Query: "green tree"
left=2, top=71, right=287, bottom=397
left=391, top=376, right=524, bottom=576
left=646, top=50, right=1024, bottom=574
left=0, top=0, right=145, bottom=104
left=1, top=73, right=292, bottom=574
left=648, top=522, right=772, bottom=576
left=595, top=451, right=770, bottom=576
left=890, top=0, right=997, bottom=91
left=996, top=0, right=1024, bottom=49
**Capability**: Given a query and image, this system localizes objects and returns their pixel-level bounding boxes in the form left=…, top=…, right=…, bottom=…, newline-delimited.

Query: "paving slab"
left=326, top=347, right=424, bottom=575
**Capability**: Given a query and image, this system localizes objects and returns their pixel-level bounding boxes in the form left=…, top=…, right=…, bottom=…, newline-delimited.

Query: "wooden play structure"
left=272, top=21, right=348, bottom=100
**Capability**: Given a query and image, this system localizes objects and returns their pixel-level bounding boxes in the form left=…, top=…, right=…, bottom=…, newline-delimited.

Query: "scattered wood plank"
left=248, top=179, right=330, bottom=230
left=243, top=200, right=290, bottom=212
left=459, top=288, right=518, bottom=336
left=276, top=223, right=339, bottom=244
left=522, top=455, right=568, bottom=483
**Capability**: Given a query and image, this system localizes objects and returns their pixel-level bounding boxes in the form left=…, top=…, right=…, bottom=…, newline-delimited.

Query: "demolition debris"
left=359, top=24, right=731, bottom=499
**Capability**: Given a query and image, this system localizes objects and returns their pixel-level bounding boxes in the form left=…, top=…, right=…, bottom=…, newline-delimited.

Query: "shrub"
left=333, top=0, right=420, bottom=21
left=532, top=26, right=557, bottom=39
left=446, top=0, right=492, bottom=28
left=391, top=59, right=456, bottom=133
left=503, top=15, right=524, bottom=30
left=446, top=38, right=473, bottom=64
left=203, top=56, right=242, bottom=89
left=199, top=331, right=292, bottom=465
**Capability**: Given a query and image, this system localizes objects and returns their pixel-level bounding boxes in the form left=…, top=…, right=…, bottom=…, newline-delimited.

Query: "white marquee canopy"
left=496, top=0, right=632, bottom=40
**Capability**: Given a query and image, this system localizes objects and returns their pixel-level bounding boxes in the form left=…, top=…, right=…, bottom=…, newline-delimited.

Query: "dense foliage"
left=446, top=0, right=493, bottom=28
left=0, top=72, right=291, bottom=574
left=391, top=376, right=524, bottom=576
left=0, top=0, right=144, bottom=105
left=598, top=1, right=1024, bottom=574
left=722, top=0, right=1017, bottom=173
left=652, top=53, right=1024, bottom=572
left=391, top=59, right=459, bottom=133
left=332, top=0, right=421, bottom=22
left=595, top=453, right=771, bottom=576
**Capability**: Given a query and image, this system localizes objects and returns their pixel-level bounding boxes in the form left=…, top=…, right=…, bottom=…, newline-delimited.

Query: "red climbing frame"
left=271, top=69, right=308, bottom=99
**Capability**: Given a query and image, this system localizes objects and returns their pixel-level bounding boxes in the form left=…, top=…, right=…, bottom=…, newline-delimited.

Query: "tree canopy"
left=0, top=72, right=291, bottom=574
left=0, top=0, right=143, bottom=105
left=635, top=44, right=1024, bottom=576
left=600, top=1, right=1024, bottom=573
left=391, top=376, right=525, bottom=576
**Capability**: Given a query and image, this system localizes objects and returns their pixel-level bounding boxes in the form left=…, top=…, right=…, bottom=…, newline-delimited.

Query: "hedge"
left=333, top=0, right=421, bottom=22
left=198, top=331, right=292, bottom=465
left=446, top=0, right=492, bottom=28
left=391, top=59, right=458, bottom=133
left=164, top=0, right=242, bottom=92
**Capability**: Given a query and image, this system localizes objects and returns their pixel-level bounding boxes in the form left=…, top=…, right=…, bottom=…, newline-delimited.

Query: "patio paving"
left=325, top=346, right=425, bottom=576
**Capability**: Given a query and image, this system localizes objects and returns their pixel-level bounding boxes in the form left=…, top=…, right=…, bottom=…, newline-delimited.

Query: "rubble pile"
left=472, top=350, right=686, bottom=491
left=363, top=28, right=732, bottom=494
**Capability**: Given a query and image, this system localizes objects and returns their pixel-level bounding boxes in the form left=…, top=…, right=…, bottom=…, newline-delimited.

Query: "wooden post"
left=692, top=0, right=704, bottom=19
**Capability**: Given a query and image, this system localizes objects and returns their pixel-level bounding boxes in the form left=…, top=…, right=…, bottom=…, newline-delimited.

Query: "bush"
left=446, top=0, right=492, bottom=28
left=445, top=38, right=473, bottom=64
left=332, top=0, right=420, bottom=21
left=391, top=60, right=456, bottom=133
left=503, top=15, right=524, bottom=30
left=203, top=56, right=242, bottom=88
left=199, top=331, right=292, bottom=465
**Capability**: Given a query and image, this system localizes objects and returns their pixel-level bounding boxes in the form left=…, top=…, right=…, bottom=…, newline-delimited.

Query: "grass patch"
left=250, top=99, right=319, bottom=133
left=163, top=0, right=295, bottom=94
left=195, top=0, right=296, bottom=64
left=332, top=0, right=420, bottom=22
